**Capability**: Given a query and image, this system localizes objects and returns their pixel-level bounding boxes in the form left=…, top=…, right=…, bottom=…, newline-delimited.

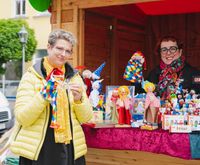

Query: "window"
left=15, top=0, right=26, bottom=17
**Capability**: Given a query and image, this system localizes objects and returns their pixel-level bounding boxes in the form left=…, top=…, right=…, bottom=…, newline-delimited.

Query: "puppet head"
left=143, top=80, right=155, bottom=93
left=118, top=86, right=130, bottom=100
left=82, top=69, right=92, bottom=79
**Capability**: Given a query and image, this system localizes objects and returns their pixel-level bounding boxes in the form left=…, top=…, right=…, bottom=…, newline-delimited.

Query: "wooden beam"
left=78, top=9, right=85, bottom=66
left=64, top=0, right=159, bottom=9
left=57, top=0, right=62, bottom=28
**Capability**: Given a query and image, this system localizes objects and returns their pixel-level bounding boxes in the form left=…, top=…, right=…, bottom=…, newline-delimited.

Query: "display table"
left=82, top=125, right=200, bottom=161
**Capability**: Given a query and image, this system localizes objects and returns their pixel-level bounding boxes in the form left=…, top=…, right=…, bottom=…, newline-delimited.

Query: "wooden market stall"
left=50, top=0, right=200, bottom=89
left=49, top=0, right=200, bottom=164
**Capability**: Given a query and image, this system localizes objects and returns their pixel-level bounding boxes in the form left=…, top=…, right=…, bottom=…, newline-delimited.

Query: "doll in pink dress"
left=116, top=86, right=132, bottom=125
left=143, top=81, right=160, bottom=127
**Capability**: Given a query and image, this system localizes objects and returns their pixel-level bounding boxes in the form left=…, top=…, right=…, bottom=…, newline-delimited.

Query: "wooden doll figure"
left=89, top=79, right=103, bottom=108
left=116, top=86, right=132, bottom=125
left=82, top=69, right=92, bottom=97
left=110, top=88, right=119, bottom=123
left=143, top=81, right=160, bottom=126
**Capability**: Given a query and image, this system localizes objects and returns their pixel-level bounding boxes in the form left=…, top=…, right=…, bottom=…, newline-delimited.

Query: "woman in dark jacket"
left=148, top=36, right=200, bottom=100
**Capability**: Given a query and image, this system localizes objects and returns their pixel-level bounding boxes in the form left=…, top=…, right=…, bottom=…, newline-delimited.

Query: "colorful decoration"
left=40, top=68, right=64, bottom=128
left=123, top=51, right=146, bottom=83
left=29, top=0, right=52, bottom=12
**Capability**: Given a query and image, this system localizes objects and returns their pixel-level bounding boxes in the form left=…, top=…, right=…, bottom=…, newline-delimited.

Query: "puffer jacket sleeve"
left=14, top=70, right=48, bottom=127
left=71, top=75, right=93, bottom=123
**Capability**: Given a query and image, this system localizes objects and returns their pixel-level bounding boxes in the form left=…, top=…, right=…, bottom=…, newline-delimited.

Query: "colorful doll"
left=123, top=51, right=146, bottom=83
left=40, top=68, right=66, bottom=128
left=89, top=79, right=103, bottom=108
left=110, top=88, right=119, bottom=123
left=116, top=86, right=132, bottom=125
left=82, top=69, right=92, bottom=97
left=143, top=81, right=160, bottom=128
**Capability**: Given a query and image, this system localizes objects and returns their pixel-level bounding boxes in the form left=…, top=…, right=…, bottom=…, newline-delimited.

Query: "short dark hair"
left=155, top=36, right=183, bottom=55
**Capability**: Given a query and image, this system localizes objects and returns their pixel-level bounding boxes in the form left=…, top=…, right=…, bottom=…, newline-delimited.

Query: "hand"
left=69, top=83, right=83, bottom=102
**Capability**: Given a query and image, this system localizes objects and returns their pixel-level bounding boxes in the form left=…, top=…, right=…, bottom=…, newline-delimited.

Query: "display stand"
left=83, top=125, right=200, bottom=165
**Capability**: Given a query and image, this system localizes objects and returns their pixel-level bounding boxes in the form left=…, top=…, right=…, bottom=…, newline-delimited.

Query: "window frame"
left=14, top=0, right=26, bottom=17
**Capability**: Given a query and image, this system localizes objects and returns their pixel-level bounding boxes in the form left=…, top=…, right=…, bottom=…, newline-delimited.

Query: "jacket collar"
left=32, top=58, right=78, bottom=80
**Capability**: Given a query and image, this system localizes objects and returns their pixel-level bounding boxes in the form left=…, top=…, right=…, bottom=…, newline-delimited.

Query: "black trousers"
left=19, top=153, right=85, bottom=165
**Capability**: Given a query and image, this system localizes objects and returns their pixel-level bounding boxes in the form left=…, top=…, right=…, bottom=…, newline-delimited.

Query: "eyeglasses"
left=160, top=46, right=178, bottom=54
left=54, top=46, right=73, bottom=56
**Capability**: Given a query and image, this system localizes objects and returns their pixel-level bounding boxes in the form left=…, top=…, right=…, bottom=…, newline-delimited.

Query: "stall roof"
left=136, top=0, right=200, bottom=15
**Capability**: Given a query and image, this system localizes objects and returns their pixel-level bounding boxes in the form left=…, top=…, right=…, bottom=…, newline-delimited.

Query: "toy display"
left=162, top=115, right=185, bottom=130
left=85, top=59, right=200, bottom=133
left=188, top=115, right=200, bottom=131
left=105, top=86, right=134, bottom=125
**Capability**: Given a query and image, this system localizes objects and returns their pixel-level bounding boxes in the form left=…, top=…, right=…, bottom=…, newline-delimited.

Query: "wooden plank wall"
left=86, top=148, right=200, bottom=165
left=145, top=13, right=200, bottom=72
left=84, top=11, right=113, bottom=90
left=84, top=5, right=147, bottom=88
left=51, top=0, right=80, bottom=66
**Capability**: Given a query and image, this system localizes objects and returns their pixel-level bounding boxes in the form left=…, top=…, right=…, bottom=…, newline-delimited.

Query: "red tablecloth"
left=82, top=125, right=191, bottom=159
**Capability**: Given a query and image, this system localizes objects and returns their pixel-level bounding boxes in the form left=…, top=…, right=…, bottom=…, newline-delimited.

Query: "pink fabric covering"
left=82, top=125, right=191, bottom=159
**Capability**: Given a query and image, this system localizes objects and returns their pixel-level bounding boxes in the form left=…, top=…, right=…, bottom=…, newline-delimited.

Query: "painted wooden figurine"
left=116, top=86, right=132, bottom=125
left=143, top=81, right=160, bottom=128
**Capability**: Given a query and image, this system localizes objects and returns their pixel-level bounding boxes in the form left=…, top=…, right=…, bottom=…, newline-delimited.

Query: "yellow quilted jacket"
left=10, top=61, right=93, bottom=160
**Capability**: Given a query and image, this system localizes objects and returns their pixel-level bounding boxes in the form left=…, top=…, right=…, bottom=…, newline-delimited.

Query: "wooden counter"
left=86, top=148, right=200, bottom=165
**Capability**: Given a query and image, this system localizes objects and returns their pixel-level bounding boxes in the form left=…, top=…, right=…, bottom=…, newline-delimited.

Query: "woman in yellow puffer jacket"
left=10, top=29, right=93, bottom=165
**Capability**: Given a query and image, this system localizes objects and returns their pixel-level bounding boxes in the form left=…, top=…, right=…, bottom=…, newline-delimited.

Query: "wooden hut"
left=50, top=1, right=200, bottom=164
left=50, top=0, right=200, bottom=90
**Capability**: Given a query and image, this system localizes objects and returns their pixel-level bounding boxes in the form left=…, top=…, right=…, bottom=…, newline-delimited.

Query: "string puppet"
left=143, top=81, right=160, bottom=128
left=106, top=88, right=119, bottom=123
left=89, top=79, right=104, bottom=108
left=116, top=86, right=132, bottom=125
left=82, top=69, right=92, bottom=97
left=124, top=51, right=146, bottom=84
left=40, top=68, right=68, bottom=128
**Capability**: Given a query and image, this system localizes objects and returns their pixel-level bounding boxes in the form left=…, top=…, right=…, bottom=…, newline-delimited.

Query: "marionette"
left=89, top=79, right=104, bottom=108
left=143, top=81, right=160, bottom=129
left=92, top=62, right=106, bottom=94
left=82, top=69, right=92, bottom=97
left=109, top=88, right=119, bottom=123
left=40, top=68, right=66, bottom=128
left=116, top=86, right=132, bottom=125
left=123, top=51, right=146, bottom=93
left=92, top=62, right=106, bottom=80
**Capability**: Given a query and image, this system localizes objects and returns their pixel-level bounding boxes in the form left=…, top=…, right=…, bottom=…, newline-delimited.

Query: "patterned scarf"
left=157, top=56, right=185, bottom=100
left=42, top=57, right=72, bottom=144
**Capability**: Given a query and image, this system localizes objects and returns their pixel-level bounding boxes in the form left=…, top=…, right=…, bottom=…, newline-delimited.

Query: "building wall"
left=0, top=0, right=51, bottom=54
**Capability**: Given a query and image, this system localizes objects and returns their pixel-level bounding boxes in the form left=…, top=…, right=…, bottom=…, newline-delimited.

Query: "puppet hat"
left=93, top=62, right=106, bottom=78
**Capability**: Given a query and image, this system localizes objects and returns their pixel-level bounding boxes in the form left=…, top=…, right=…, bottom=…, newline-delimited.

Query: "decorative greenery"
left=0, top=19, right=37, bottom=74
